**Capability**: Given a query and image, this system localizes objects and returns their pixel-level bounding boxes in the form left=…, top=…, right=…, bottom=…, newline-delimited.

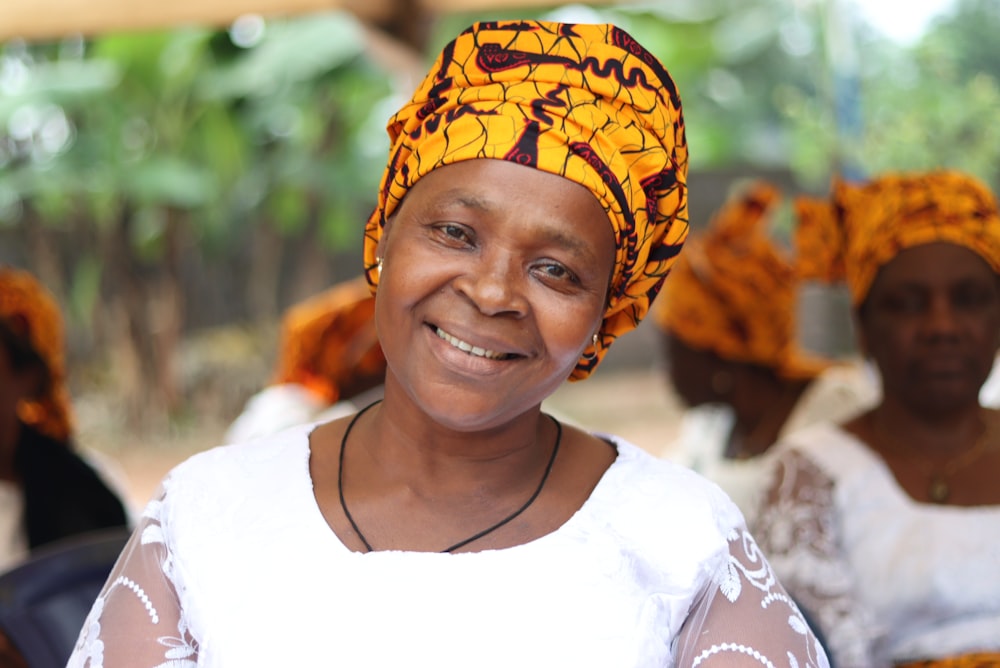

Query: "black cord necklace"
left=338, top=401, right=562, bottom=553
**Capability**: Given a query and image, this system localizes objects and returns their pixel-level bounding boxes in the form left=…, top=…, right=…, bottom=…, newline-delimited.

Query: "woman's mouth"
left=434, top=327, right=515, bottom=360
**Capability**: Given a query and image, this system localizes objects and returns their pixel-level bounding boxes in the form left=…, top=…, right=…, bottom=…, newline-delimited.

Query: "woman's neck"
left=352, top=391, right=554, bottom=499
left=867, top=399, right=986, bottom=458
left=726, top=377, right=810, bottom=459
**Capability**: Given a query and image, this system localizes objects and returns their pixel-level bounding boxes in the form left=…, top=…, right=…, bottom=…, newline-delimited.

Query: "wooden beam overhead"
left=418, top=0, right=619, bottom=11
left=0, top=0, right=398, bottom=42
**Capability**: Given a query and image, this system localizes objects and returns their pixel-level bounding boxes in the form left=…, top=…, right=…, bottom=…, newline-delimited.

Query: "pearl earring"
left=582, top=333, right=599, bottom=361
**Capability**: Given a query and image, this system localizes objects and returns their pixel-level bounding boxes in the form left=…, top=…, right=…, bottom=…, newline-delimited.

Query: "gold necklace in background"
left=869, top=411, right=998, bottom=504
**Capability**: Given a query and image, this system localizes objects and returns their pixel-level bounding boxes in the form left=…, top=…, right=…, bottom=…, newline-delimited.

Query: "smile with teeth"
left=435, top=327, right=514, bottom=360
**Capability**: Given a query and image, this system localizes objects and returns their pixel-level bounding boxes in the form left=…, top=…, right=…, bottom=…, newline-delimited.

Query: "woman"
left=0, top=266, right=129, bottom=573
left=69, top=21, right=828, bottom=667
left=654, top=181, right=874, bottom=519
left=224, top=275, right=386, bottom=443
left=754, top=171, right=1000, bottom=667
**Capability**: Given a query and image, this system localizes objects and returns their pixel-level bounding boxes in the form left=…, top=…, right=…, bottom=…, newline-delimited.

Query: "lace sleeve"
left=752, top=450, right=883, bottom=668
left=674, top=528, right=830, bottom=667
left=67, top=491, right=199, bottom=668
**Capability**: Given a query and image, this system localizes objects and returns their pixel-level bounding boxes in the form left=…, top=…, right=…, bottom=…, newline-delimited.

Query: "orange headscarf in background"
left=897, top=653, right=1000, bottom=668
left=0, top=267, right=73, bottom=442
left=274, top=275, right=386, bottom=404
left=363, top=20, right=689, bottom=380
left=796, top=170, right=1000, bottom=305
left=654, top=182, right=829, bottom=379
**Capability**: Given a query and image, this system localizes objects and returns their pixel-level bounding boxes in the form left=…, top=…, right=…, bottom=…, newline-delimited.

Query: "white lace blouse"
left=68, top=423, right=829, bottom=667
left=754, top=423, right=1000, bottom=667
left=664, top=364, right=878, bottom=525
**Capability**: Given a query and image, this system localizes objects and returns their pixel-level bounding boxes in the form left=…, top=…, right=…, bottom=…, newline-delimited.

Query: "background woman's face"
left=662, top=333, right=728, bottom=408
left=857, top=242, right=1000, bottom=414
left=374, top=159, right=615, bottom=430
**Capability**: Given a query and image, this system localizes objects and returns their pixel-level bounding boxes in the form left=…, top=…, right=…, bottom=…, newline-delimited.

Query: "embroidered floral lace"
left=754, top=424, right=1000, bottom=667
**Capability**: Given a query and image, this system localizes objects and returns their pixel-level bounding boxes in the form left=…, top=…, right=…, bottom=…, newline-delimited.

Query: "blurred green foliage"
left=0, top=0, right=997, bottom=422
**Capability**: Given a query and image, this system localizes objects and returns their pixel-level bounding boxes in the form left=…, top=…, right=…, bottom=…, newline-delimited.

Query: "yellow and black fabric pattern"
left=654, top=181, right=828, bottom=379
left=362, top=20, right=689, bottom=380
left=896, top=653, right=1000, bottom=667
left=0, top=266, right=73, bottom=442
left=274, top=276, right=385, bottom=404
left=796, top=170, right=1000, bottom=306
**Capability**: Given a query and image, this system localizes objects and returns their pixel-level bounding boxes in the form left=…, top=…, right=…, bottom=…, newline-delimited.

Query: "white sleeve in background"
left=223, top=383, right=332, bottom=444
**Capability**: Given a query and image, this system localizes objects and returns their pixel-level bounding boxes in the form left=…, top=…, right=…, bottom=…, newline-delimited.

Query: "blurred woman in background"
left=754, top=171, right=1000, bottom=667
left=653, top=181, right=874, bottom=520
left=224, top=275, right=386, bottom=443
left=0, top=266, right=129, bottom=572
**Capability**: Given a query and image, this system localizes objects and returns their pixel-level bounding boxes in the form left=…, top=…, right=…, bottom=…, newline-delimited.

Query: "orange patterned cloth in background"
left=795, top=170, right=1000, bottom=305
left=654, top=181, right=829, bottom=379
left=0, top=266, right=73, bottom=442
left=273, top=276, right=385, bottom=404
left=896, top=653, right=1000, bottom=667
left=362, top=20, right=689, bottom=380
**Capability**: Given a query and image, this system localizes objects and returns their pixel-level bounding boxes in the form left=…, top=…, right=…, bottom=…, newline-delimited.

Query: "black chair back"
left=0, top=527, right=130, bottom=668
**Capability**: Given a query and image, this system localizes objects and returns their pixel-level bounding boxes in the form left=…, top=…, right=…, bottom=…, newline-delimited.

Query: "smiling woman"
left=67, top=20, right=829, bottom=667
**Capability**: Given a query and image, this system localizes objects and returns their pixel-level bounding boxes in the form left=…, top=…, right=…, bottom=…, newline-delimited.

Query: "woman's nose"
left=923, top=294, right=962, bottom=338
left=453, top=252, right=529, bottom=317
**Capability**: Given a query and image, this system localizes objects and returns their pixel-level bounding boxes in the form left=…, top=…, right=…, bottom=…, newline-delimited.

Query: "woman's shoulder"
left=163, top=421, right=316, bottom=496
left=592, top=434, right=746, bottom=537
left=773, top=420, right=885, bottom=486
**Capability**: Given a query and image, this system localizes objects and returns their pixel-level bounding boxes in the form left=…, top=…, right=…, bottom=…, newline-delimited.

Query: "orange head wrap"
left=796, top=170, right=1000, bottom=305
left=362, top=20, right=689, bottom=380
left=654, top=182, right=829, bottom=379
left=274, top=276, right=386, bottom=404
left=0, top=266, right=73, bottom=442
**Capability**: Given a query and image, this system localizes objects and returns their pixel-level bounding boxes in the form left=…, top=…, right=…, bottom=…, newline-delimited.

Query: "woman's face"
left=661, top=333, right=728, bottom=408
left=0, top=336, right=40, bottom=433
left=857, top=242, right=1000, bottom=414
left=375, top=159, right=615, bottom=430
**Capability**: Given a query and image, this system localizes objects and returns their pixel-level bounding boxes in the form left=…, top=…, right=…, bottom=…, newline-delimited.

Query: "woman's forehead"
left=873, top=241, right=997, bottom=288
left=404, top=160, right=611, bottom=235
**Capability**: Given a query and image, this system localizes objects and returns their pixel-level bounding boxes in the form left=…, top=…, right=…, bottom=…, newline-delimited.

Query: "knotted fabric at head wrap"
left=274, top=276, right=386, bottom=404
left=363, top=20, right=688, bottom=380
left=654, top=182, right=829, bottom=379
left=795, top=170, right=1000, bottom=306
left=0, top=267, right=73, bottom=442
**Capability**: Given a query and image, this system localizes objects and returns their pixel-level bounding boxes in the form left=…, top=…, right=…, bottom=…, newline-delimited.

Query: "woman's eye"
left=435, top=223, right=473, bottom=245
left=880, top=292, right=925, bottom=315
left=535, top=262, right=579, bottom=285
left=953, top=284, right=998, bottom=311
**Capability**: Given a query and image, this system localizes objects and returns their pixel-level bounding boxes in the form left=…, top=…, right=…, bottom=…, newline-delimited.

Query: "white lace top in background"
left=754, top=422, right=1000, bottom=667
left=663, top=364, right=878, bottom=525
left=68, top=423, right=828, bottom=667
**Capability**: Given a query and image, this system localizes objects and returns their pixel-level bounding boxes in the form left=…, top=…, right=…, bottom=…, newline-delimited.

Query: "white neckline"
left=299, top=422, right=629, bottom=557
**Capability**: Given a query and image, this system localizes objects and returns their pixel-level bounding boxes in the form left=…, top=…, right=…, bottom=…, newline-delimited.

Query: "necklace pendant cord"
left=337, top=401, right=562, bottom=554
left=869, top=410, right=997, bottom=504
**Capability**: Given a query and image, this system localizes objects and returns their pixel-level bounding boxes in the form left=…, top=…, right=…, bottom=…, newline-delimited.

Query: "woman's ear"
left=376, top=215, right=394, bottom=262
left=13, top=360, right=47, bottom=403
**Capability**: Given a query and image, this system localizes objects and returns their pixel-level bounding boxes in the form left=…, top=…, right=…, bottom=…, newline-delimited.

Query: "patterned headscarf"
left=654, top=182, right=829, bottom=379
left=363, top=20, right=688, bottom=380
left=796, top=170, right=1000, bottom=305
left=0, top=267, right=73, bottom=442
left=274, top=276, right=386, bottom=404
